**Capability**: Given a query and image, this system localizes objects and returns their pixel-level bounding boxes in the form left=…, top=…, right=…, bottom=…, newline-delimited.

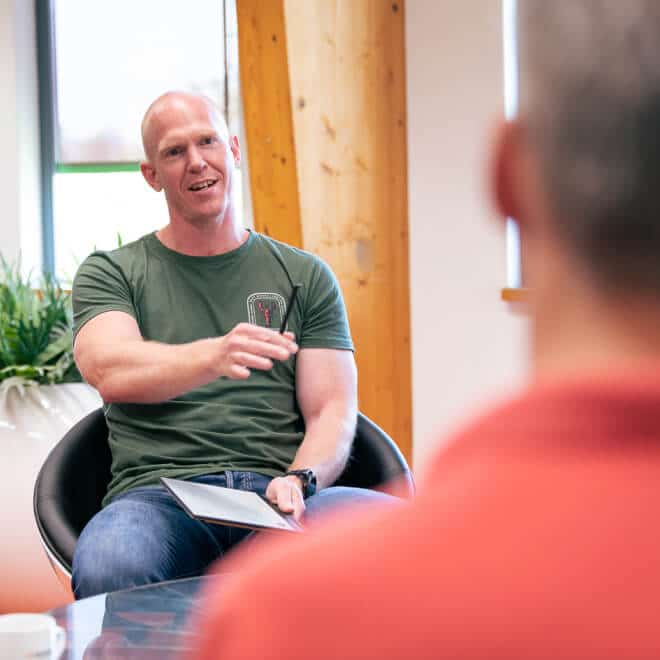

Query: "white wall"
left=407, top=0, right=529, bottom=470
left=0, top=0, right=41, bottom=270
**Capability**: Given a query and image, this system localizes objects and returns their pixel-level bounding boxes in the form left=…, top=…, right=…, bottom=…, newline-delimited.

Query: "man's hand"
left=213, top=324, right=298, bottom=380
left=265, top=476, right=306, bottom=521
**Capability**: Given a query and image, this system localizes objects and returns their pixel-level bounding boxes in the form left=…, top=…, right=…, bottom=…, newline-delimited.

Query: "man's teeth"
left=190, top=180, right=216, bottom=191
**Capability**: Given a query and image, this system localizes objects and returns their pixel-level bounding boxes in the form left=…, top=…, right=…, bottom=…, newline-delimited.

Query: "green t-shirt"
left=72, top=230, right=353, bottom=505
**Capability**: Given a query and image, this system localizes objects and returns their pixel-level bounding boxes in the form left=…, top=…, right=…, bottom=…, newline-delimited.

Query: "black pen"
left=280, top=284, right=301, bottom=333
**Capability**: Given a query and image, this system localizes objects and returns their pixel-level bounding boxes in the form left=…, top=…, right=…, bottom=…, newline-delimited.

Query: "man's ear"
left=490, top=119, right=523, bottom=224
left=229, top=135, right=241, bottom=167
left=140, top=161, right=162, bottom=192
left=491, top=118, right=552, bottom=243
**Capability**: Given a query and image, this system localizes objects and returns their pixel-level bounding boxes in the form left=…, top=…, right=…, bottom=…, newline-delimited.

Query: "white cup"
left=0, top=613, right=66, bottom=659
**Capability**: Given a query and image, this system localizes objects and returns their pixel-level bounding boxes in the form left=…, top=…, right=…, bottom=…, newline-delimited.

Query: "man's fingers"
left=229, top=331, right=297, bottom=357
left=265, top=478, right=305, bottom=521
left=237, top=323, right=296, bottom=345
left=274, top=482, right=295, bottom=512
left=250, top=327, right=298, bottom=353
left=232, top=352, right=273, bottom=371
left=242, top=340, right=295, bottom=361
left=279, top=482, right=305, bottom=521
left=291, top=493, right=305, bottom=522
left=227, top=364, right=251, bottom=379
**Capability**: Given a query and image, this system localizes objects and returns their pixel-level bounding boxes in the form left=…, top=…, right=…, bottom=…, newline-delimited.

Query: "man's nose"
left=188, top=146, right=207, bottom=171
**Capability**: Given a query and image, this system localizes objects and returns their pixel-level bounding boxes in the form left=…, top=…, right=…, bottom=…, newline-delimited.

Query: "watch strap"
left=284, top=469, right=317, bottom=498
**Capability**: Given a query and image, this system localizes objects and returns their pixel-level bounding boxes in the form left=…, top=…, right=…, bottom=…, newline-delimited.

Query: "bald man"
left=70, top=92, right=392, bottom=599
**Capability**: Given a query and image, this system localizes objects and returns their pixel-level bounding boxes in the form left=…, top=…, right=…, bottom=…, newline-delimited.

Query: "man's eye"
left=166, top=147, right=182, bottom=157
left=201, top=136, right=217, bottom=146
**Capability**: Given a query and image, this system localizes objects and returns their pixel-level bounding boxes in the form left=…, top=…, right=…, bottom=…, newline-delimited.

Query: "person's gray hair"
left=518, top=1, right=660, bottom=294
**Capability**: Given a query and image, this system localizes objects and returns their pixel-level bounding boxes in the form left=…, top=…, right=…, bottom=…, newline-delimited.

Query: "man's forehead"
left=151, top=105, right=225, bottom=136
left=157, top=122, right=225, bottom=148
left=142, top=94, right=228, bottom=155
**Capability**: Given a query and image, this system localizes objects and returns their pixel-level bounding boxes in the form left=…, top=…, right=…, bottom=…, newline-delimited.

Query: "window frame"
left=501, top=0, right=527, bottom=300
left=35, top=0, right=57, bottom=274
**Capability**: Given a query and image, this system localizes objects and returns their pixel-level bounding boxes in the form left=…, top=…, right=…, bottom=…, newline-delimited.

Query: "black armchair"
left=34, top=408, right=414, bottom=580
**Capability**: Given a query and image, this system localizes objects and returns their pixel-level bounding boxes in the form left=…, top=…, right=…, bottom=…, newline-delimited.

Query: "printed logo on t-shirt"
left=247, top=292, right=287, bottom=329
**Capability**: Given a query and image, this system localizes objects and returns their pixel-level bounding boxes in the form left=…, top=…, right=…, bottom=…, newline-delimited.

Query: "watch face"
left=305, top=471, right=317, bottom=497
left=297, top=471, right=311, bottom=491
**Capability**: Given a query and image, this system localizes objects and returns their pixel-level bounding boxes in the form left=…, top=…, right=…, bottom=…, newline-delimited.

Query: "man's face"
left=141, top=96, right=240, bottom=226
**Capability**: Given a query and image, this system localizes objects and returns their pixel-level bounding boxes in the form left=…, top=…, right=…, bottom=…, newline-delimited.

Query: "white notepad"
left=161, top=477, right=303, bottom=533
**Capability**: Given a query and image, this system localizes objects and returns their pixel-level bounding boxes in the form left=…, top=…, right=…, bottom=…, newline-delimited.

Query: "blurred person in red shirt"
left=188, top=2, right=660, bottom=658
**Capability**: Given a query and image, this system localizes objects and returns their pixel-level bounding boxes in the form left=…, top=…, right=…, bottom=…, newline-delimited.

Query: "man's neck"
left=157, top=210, right=248, bottom=256
left=532, top=276, right=660, bottom=383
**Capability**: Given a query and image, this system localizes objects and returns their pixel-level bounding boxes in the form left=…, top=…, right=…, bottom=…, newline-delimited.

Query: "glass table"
left=48, top=575, right=216, bottom=659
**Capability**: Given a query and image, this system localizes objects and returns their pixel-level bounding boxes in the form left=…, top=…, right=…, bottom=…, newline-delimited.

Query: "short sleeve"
left=299, top=258, right=353, bottom=351
left=72, top=252, right=137, bottom=340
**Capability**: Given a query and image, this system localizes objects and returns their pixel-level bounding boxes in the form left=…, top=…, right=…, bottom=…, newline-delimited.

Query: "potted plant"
left=0, top=257, right=80, bottom=387
left=0, top=256, right=101, bottom=612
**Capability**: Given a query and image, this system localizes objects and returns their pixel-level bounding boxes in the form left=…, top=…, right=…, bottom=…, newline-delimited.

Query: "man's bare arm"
left=74, top=311, right=298, bottom=404
left=290, top=348, right=357, bottom=487
left=265, top=348, right=357, bottom=518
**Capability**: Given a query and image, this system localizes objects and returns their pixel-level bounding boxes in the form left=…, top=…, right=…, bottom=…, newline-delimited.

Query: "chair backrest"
left=33, top=408, right=111, bottom=576
left=335, top=413, right=415, bottom=493
left=34, top=408, right=414, bottom=575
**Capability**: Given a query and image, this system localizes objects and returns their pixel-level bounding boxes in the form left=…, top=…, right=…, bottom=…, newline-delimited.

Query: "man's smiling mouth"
left=188, top=179, right=218, bottom=191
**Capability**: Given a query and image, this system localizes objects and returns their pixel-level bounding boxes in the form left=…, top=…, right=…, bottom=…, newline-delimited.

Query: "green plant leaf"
left=35, top=324, right=71, bottom=365
left=0, top=256, right=81, bottom=386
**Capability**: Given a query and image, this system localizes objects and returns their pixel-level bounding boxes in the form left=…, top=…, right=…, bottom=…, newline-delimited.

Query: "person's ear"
left=229, top=135, right=241, bottom=168
left=490, top=119, right=524, bottom=224
left=140, top=161, right=162, bottom=192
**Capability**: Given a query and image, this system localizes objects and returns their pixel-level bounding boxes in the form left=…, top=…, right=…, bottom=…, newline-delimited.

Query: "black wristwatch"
left=284, top=469, right=317, bottom=498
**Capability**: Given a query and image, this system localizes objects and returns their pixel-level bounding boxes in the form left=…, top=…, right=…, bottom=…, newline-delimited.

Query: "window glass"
left=53, top=0, right=225, bottom=164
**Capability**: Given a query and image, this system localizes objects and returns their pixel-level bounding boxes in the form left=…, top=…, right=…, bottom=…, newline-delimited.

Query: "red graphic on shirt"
left=257, top=300, right=277, bottom=328
left=247, top=293, right=286, bottom=329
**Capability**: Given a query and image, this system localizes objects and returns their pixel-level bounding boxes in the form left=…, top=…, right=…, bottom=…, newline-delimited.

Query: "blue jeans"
left=72, top=471, right=394, bottom=599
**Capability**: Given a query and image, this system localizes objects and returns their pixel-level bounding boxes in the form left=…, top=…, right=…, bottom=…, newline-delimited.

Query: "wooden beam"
left=284, top=0, right=413, bottom=463
left=236, top=0, right=303, bottom=247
